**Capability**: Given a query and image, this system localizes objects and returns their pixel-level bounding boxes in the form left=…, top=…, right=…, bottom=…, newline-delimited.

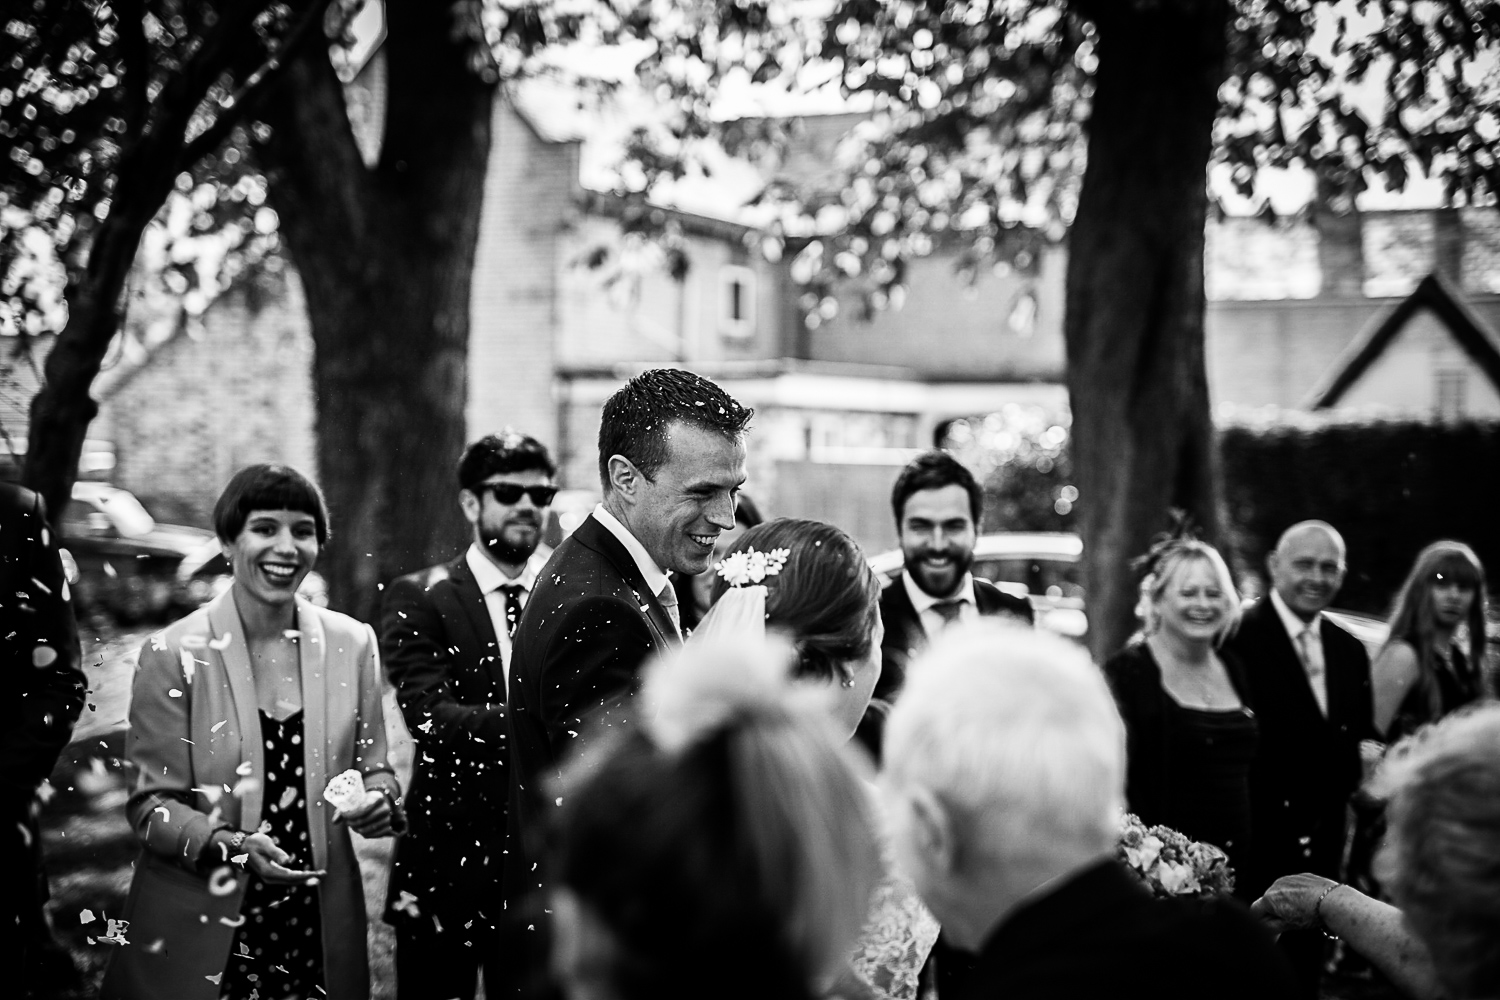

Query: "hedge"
left=1220, top=418, right=1500, bottom=616
left=979, top=418, right=1500, bottom=617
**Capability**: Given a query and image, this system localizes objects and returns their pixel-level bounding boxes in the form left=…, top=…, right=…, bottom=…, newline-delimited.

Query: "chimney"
left=1314, top=207, right=1365, bottom=298
left=1432, top=207, right=1464, bottom=288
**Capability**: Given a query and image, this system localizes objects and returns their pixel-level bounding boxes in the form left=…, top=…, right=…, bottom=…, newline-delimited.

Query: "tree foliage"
left=601, top=0, right=1500, bottom=312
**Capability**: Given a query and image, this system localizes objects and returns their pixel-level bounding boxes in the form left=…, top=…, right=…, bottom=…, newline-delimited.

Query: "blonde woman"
left=1103, top=539, right=1257, bottom=894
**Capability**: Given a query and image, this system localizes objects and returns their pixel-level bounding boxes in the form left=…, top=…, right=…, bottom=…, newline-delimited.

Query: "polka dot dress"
left=223, top=711, right=326, bottom=1000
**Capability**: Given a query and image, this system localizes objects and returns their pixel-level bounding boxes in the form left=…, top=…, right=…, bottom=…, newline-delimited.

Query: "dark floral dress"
left=222, top=710, right=325, bottom=1000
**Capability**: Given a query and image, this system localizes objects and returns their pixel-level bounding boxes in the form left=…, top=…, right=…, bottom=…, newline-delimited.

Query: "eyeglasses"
left=473, top=482, right=558, bottom=507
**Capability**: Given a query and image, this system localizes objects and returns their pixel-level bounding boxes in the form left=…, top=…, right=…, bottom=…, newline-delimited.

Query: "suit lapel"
left=208, top=591, right=264, bottom=829
left=1259, top=603, right=1329, bottom=726
left=885, top=576, right=926, bottom=650
left=447, top=555, right=506, bottom=690
left=575, top=516, right=681, bottom=649
left=296, top=600, right=331, bottom=872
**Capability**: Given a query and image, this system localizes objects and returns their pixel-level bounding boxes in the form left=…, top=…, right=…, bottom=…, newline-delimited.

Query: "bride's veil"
left=688, top=584, right=768, bottom=644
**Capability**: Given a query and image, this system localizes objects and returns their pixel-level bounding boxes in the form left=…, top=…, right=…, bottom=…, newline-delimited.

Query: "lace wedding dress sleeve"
left=848, top=783, right=941, bottom=1000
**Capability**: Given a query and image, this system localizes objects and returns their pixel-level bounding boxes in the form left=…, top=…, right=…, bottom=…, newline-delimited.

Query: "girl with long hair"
left=1373, top=541, right=1490, bottom=741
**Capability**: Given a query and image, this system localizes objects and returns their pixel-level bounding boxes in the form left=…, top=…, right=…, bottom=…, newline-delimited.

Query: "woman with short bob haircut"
left=1104, top=538, right=1258, bottom=893
left=105, top=465, right=403, bottom=1000
left=548, top=640, right=881, bottom=1000
left=1373, top=540, right=1490, bottom=740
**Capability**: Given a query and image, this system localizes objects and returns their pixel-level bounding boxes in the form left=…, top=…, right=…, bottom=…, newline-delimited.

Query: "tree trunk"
left=261, top=8, right=493, bottom=622
left=1064, top=2, right=1230, bottom=665
left=23, top=155, right=182, bottom=521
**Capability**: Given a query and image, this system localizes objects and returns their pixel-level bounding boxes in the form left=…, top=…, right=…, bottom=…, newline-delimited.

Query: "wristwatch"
left=227, top=830, right=249, bottom=856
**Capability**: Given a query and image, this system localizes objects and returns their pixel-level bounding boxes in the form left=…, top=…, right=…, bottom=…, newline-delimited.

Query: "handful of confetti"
left=322, top=769, right=369, bottom=814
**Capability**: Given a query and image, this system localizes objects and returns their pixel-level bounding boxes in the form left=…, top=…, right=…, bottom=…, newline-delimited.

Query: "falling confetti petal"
left=33, top=645, right=58, bottom=668
left=79, top=909, right=95, bottom=924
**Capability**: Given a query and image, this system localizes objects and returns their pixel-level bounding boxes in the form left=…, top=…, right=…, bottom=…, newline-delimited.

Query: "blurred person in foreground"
left=103, top=465, right=402, bottom=1000
left=547, top=636, right=882, bottom=1000
left=881, top=620, right=1295, bottom=999
left=671, top=491, right=762, bottom=632
left=1103, top=538, right=1258, bottom=894
left=381, top=432, right=557, bottom=1000
left=1254, top=702, right=1500, bottom=1000
left=694, top=516, right=939, bottom=999
left=1226, top=520, right=1374, bottom=994
left=1372, top=540, right=1490, bottom=741
left=1, top=482, right=85, bottom=996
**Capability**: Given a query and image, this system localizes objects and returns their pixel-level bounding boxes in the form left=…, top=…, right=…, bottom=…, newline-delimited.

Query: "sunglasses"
left=474, top=482, right=558, bottom=507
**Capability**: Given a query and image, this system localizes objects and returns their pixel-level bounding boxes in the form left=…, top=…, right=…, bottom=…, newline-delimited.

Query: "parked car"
left=867, top=532, right=1088, bottom=639
left=60, top=482, right=217, bottom=622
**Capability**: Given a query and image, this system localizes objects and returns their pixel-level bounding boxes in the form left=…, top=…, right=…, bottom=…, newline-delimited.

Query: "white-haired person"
left=1254, top=702, right=1500, bottom=1000
left=1102, top=538, right=1258, bottom=894
left=694, top=517, right=939, bottom=999
left=881, top=621, right=1295, bottom=998
left=546, top=637, right=882, bottom=1000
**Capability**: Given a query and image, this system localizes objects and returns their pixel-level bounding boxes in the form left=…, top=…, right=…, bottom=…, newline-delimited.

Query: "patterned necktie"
left=499, top=584, right=525, bottom=639
left=932, top=599, right=964, bottom=628
left=1297, top=625, right=1328, bottom=717
left=658, top=581, right=681, bottom=635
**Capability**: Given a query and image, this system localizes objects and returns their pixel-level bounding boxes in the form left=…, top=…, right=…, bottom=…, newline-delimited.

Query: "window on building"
left=718, top=265, right=756, bottom=340
left=1435, top=370, right=1467, bottom=421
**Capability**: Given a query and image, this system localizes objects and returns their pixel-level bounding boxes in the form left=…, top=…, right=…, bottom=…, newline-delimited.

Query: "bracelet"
left=1313, top=881, right=1342, bottom=941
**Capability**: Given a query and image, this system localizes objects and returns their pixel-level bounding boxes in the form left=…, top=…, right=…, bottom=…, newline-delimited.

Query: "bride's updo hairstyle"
left=709, top=518, right=881, bottom=683
left=549, top=640, right=880, bottom=1000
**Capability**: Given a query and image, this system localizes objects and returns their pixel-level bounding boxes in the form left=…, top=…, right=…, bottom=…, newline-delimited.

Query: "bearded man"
left=862, top=451, right=1033, bottom=752
left=380, top=431, right=558, bottom=1000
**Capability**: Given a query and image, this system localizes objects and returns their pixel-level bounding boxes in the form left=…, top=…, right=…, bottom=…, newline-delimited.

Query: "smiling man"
left=863, top=452, right=1033, bottom=757
left=1227, top=520, right=1374, bottom=999
left=502, top=369, right=751, bottom=982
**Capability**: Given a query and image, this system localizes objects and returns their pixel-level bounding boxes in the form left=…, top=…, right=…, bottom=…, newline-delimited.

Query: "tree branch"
left=120, top=0, right=149, bottom=137
left=174, top=0, right=335, bottom=172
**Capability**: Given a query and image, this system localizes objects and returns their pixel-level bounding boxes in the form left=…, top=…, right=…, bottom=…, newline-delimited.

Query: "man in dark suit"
left=381, top=432, right=558, bottom=1000
left=883, top=621, right=1295, bottom=1000
left=1, top=482, right=85, bottom=995
left=1227, top=519, right=1374, bottom=997
left=859, top=451, right=1032, bottom=760
left=504, top=369, right=752, bottom=987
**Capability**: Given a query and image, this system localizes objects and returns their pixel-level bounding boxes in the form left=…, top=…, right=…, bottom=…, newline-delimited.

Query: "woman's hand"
left=242, top=831, right=326, bottom=884
left=337, top=789, right=403, bottom=838
left=1250, top=873, right=1340, bottom=933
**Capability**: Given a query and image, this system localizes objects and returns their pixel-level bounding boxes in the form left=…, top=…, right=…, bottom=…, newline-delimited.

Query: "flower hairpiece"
left=716, top=547, right=790, bottom=588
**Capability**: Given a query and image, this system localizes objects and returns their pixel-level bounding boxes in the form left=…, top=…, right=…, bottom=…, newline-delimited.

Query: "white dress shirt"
left=591, top=504, right=676, bottom=636
left=465, top=542, right=546, bottom=687
left=902, top=570, right=979, bottom=639
left=1270, top=588, right=1328, bottom=716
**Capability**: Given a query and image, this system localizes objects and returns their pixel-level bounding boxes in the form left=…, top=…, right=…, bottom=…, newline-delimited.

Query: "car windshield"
left=975, top=557, right=1085, bottom=602
left=74, top=488, right=156, bottom=538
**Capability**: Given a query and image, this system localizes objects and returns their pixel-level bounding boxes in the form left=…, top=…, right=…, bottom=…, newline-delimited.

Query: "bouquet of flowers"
left=1117, top=813, right=1235, bottom=898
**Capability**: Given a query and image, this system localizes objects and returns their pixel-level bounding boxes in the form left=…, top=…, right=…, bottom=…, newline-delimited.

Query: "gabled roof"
left=1304, top=271, right=1500, bottom=408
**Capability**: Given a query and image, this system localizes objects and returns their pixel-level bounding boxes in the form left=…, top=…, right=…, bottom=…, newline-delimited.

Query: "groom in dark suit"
left=381, top=432, right=557, bottom=1000
left=859, top=451, right=1032, bottom=761
left=503, top=369, right=752, bottom=987
left=1228, top=520, right=1374, bottom=997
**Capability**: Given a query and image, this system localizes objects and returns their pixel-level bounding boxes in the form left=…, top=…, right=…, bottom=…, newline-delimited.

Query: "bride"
left=694, top=517, right=941, bottom=1000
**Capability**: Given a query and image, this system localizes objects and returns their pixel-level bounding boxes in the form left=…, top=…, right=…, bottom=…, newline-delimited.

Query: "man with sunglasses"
left=380, top=431, right=557, bottom=1000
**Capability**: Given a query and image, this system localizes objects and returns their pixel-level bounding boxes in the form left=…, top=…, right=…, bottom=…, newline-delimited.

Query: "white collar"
left=592, top=503, right=671, bottom=598
left=1269, top=588, right=1321, bottom=639
left=465, top=541, right=544, bottom=596
left=902, top=568, right=977, bottom=614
